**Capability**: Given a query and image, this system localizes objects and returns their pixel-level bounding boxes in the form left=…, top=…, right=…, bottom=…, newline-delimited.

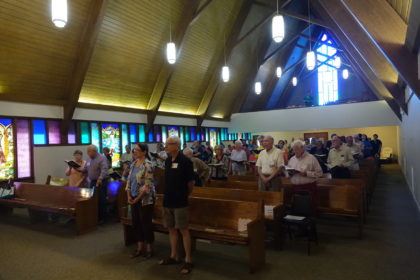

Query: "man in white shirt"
left=327, top=136, right=354, bottom=178
left=345, top=136, right=361, bottom=170
left=120, top=145, right=133, bottom=163
left=287, top=140, right=323, bottom=185
left=256, top=135, right=284, bottom=191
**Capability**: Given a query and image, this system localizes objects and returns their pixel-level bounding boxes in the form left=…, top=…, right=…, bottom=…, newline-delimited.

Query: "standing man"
left=256, top=135, right=284, bottom=191
left=191, top=140, right=204, bottom=160
left=183, top=148, right=210, bottom=187
left=158, top=136, right=195, bottom=275
left=120, top=144, right=133, bottom=163
left=83, top=145, right=109, bottom=223
left=287, top=140, right=323, bottom=201
left=371, top=134, right=382, bottom=158
left=327, top=136, right=354, bottom=178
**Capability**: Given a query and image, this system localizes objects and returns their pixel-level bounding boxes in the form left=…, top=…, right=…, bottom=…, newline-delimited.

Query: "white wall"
left=229, top=101, right=401, bottom=133
left=33, top=145, right=89, bottom=184
left=0, top=101, right=63, bottom=118
left=400, top=87, right=420, bottom=212
left=0, top=101, right=230, bottom=128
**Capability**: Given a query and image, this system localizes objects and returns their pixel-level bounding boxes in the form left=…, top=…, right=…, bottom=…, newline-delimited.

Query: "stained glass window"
left=91, top=122, right=100, bottom=148
left=68, top=121, right=76, bottom=144
left=138, top=125, right=145, bottom=142
left=148, top=130, right=154, bottom=143
left=121, top=124, right=129, bottom=150
left=130, top=124, right=138, bottom=143
left=80, top=122, right=90, bottom=144
left=161, top=126, right=167, bottom=143
left=317, top=34, right=339, bottom=105
left=47, top=120, right=61, bottom=144
left=190, top=127, right=195, bottom=141
left=154, top=126, right=162, bottom=143
left=33, top=120, right=47, bottom=145
left=16, top=119, right=31, bottom=178
left=102, top=123, right=121, bottom=167
left=205, top=128, right=209, bottom=142
left=180, top=127, right=184, bottom=147
left=0, top=118, right=14, bottom=179
left=209, top=128, right=217, bottom=148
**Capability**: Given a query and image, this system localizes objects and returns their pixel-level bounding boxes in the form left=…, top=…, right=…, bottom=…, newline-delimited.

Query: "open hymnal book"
left=264, top=205, right=275, bottom=218
left=64, top=160, right=81, bottom=169
left=283, top=165, right=300, bottom=176
left=109, top=171, right=122, bottom=180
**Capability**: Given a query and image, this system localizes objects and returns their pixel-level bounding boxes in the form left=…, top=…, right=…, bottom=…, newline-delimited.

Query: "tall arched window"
left=317, top=34, right=339, bottom=105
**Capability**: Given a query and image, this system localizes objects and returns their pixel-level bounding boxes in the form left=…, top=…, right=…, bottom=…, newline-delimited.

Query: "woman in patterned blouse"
left=126, top=143, right=156, bottom=259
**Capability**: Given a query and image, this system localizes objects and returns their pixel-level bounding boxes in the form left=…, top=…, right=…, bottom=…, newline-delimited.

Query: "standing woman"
left=65, top=150, right=87, bottom=187
left=126, top=143, right=156, bottom=259
left=210, top=145, right=229, bottom=180
left=229, top=140, right=248, bottom=175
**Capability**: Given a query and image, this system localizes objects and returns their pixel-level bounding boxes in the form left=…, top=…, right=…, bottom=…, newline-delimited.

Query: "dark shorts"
left=163, top=207, right=189, bottom=229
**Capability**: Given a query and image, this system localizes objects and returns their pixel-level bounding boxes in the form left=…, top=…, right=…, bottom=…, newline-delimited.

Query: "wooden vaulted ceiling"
left=0, top=0, right=419, bottom=126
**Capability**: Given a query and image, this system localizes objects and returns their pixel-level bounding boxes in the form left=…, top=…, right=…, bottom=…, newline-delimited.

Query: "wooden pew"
left=121, top=195, right=266, bottom=273
left=0, top=182, right=98, bottom=234
left=207, top=179, right=259, bottom=191
left=228, top=174, right=258, bottom=182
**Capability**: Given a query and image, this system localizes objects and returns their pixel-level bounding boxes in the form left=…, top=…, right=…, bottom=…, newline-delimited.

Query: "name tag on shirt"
left=171, top=163, right=178, bottom=169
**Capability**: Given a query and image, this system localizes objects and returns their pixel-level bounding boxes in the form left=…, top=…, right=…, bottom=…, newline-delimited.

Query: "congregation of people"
left=62, top=133, right=382, bottom=274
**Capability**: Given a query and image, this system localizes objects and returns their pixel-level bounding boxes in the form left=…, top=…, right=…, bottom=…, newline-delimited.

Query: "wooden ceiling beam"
left=195, top=0, right=255, bottom=117
left=145, top=0, right=202, bottom=131
left=312, top=0, right=403, bottom=119
left=253, top=0, right=330, bottom=29
left=341, top=0, right=420, bottom=101
left=405, top=0, right=420, bottom=52
left=61, top=0, right=108, bottom=141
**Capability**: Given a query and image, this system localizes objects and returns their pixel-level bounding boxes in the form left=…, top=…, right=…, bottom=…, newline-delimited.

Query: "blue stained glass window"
left=190, top=127, right=196, bottom=141
left=32, top=120, right=47, bottom=145
left=317, top=34, right=339, bottom=105
left=130, top=124, right=138, bottom=143
left=148, top=130, right=154, bottom=142
left=138, top=125, right=146, bottom=142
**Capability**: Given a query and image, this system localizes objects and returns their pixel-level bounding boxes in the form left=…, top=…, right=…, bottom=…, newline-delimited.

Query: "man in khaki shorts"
left=158, top=136, right=195, bottom=274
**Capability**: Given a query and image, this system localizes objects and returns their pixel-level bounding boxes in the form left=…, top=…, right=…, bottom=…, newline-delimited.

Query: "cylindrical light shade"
left=292, top=77, right=297, bottom=86
left=342, top=68, right=349, bottom=79
left=166, top=42, right=176, bottom=64
left=276, top=66, right=282, bottom=78
left=334, top=56, right=341, bottom=68
left=255, top=82, right=262, bottom=95
left=272, top=15, right=285, bottom=43
left=306, top=51, right=316, bottom=70
left=222, top=66, right=230, bottom=82
left=51, top=0, right=67, bottom=28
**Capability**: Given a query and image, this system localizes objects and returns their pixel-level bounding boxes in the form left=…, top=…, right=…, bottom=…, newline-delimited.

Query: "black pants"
left=331, top=166, right=351, bottom=179
left=131, top=202, right=155, bottom=244
left=91, top=179, right=108, bottom=221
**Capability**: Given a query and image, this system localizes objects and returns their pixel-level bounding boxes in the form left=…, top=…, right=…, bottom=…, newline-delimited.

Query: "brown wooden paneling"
left=0, top=0, right=93, bottom=104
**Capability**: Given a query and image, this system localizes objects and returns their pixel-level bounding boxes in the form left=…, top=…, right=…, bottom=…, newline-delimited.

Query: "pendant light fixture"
left=255, top=82, right=262, bottom=95
left=334, top=56, right=341, bottom=68
left=221, top=33, right=230, bottom=82
left=292, top=76, right=298, bottom=86
left=51, top=0, right=67, bottom=28
left=342, top=69, right=349, bottom=79
left=272, top=0, right=284, bottom=43
left=276, top=66, right=282, bottom=78
left=306, top=0, right=316, bottom=70
left=166, top=21, right=176, bottom=64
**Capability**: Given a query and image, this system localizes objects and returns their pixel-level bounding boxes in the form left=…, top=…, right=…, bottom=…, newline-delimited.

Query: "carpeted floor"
left=1, top=164, right=420, bottom=280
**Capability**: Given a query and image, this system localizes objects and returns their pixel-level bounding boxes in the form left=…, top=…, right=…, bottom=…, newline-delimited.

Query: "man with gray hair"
left=287, top=140, right=323, bottom=185
left=81, top=145, right=109, bottom=223
left=159, top=136, right=195, bottom=274
left=183, top=147, right=210, bottom=186
left=256, top=135, right=284, bottom=191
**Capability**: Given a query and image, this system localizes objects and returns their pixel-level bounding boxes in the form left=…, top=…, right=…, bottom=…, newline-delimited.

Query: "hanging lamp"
left=272, top=0, right=284, bottom=43
left=166, top=21, right=176, bottom=64
left=276, top=66, right=282, bottom=78
left=51, top=0, right=67, bottom=28
left=292, top=77, right=297, bottom=86
left=221, top=33, right=230, bottom=82
left=255, top=82, right=262, bottom=94
left=306, top=0, right=316, bottom=70
left=342, top=69, right=349, bottom=79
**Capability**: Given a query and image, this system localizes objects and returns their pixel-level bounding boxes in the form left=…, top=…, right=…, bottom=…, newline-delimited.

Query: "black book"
left=252, top=149, right=263, bottom=154
left=65, top=160, right=81, bottom=169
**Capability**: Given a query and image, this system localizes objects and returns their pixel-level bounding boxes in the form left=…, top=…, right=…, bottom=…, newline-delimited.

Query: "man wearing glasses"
left=158, top=136, right=195, bottom=274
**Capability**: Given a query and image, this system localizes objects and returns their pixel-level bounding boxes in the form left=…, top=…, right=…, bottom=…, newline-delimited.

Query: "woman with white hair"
left=229, top=140, right=247, bottom=175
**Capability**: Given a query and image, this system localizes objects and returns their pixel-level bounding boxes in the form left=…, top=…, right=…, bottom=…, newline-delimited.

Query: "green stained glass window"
left=139, top=125, right=146, bottom=142
left=122, top=124, right=129, bottom=150
left=91, top=122, right=100, bottom=148
left=80, top=122, right=90, bottom=144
